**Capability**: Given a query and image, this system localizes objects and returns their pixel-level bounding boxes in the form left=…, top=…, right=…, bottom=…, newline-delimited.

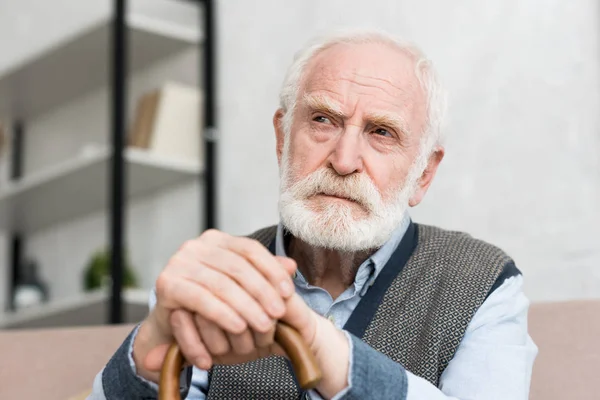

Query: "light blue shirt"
left=91, top=213, right=537, bottom=399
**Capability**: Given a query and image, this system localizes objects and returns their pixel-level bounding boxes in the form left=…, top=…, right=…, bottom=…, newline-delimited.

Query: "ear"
left=408, top=146, right=445, bottom=207
left=273, top=109, right=286, bottom=166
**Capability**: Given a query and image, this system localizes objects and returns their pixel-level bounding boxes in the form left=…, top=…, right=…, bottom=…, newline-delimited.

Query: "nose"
left=327, top=126, right=364, bottom=176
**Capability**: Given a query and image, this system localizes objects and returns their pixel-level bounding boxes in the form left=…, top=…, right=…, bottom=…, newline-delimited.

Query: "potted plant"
left=83, top=247, right=138, bottom=291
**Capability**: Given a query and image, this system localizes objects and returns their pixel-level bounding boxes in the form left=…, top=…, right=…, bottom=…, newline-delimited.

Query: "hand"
left=145, top=289, right=351, bottom=399
left=282, top=294, right=351, bottom=398
left=132, top=229, right=297, bottom=382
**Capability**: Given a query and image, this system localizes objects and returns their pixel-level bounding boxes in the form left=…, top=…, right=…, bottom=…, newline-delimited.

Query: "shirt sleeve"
left=413, top=274, right=538, bottom=400
left=88, top=288, right=210, bottom=399
left=329, top=274, right=537, bottom=400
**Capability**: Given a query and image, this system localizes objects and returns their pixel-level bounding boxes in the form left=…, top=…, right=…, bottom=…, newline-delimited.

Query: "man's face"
left=276, top=42, right=441, bottom=251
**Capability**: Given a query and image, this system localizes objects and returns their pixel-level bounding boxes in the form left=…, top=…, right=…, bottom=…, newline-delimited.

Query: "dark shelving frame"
left=108, top=0, right=216, bottom=324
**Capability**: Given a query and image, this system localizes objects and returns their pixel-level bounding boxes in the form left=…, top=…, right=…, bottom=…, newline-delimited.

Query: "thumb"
left=281, top=293, right=318, bottom=350
left=275, top=255, right=297, bottom=276
left=144, top=343, right=172, bottom=372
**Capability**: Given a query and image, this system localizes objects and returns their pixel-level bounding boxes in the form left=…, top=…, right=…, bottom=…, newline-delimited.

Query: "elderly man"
left=92, top=29, right=537, bottom=399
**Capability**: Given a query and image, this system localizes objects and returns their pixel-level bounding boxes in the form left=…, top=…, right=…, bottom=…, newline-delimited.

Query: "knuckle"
left=211, top=273, right=230, bottom=295
left=238, top=281, right=259, bottom=303
left=224, top=259, right=244, bottom=279
left=155, top=272, right=172, bottom=299
left=240, top=239, right=282, bottom=279
left=253, top=318, right=275, bottom=334
left=169, top=309, right=190, bottom=329
left=200, top=228, right=224, bottom=242
left=202, top=303, right=229, bottom=327
left=180, top=239, right=197, bottom=252
left=258, top=290, right=277, bottom=308
left=238, top=237, right=262, bottom=257
left=195, top=241, right=214, bottom=259
left=212, top=340, right=230, bottom=356
left=234, top=339, right=254, bottom=355
left=230, top=320, right=248, bottom=335
left=255, top=332, right=274, bottom=347
left=183, top=345, right=206, bottom=363
left=200, top=300, right=219, bottom=321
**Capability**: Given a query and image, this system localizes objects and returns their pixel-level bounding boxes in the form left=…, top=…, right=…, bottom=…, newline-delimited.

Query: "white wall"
left=0, top=0, right=198, bottom=77
left=0, top=0, right=598, bottom=310
left=216, top=0, right=600, bottom=302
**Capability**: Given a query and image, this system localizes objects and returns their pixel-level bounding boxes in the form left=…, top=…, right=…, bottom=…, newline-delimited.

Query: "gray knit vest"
left=206, top=222, right=514, bottom=399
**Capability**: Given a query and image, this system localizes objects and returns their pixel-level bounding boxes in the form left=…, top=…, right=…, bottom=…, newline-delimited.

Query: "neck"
left=288, top=236, right=373, bottom=299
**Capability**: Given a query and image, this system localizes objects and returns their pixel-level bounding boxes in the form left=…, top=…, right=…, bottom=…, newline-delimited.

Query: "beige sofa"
left=528, top=299, right=599, bottom=400
left=0, top=323, right=136, bottom=400
left=0, top=300, right=598, bottom=400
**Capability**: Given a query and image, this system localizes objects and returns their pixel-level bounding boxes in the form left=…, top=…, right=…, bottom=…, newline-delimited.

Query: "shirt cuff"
left=127, top=324, right=160, bottom=390
left=101, top=324, right=192, bottom=399
left=334, top=332, right=408, bottom=400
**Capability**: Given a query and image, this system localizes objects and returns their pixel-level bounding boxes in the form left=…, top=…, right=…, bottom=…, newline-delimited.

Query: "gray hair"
left=278, top=29, right=447, bottom=158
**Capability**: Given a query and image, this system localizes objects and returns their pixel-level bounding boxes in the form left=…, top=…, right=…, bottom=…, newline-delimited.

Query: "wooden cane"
left=158, top=321, right=322, bottom=399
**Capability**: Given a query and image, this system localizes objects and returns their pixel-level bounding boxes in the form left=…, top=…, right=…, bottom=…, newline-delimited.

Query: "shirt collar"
left=275, top=212, right=411, bottom=285
left=367, top=212, right=411, bottom=280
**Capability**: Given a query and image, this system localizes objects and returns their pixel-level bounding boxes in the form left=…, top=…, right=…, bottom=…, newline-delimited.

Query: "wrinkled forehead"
left=299, top=42, right=427, bottom=133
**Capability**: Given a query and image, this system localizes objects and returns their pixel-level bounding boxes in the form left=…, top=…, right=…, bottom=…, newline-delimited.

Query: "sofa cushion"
left=529, top=299, right=600, bottom=400
left=0, top=324, right=135, bottom=400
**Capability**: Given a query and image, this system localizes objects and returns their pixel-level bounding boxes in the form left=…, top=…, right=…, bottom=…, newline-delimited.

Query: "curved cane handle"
left=158, top=321, right=322, bottom=400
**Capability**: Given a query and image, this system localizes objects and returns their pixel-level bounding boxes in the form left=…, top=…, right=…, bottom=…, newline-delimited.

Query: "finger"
left=199, top=230, right=295, bottom=298
left=202, top=249, right=286, bottom=319
left=281, top=293, right=317, bottom=346
left=275, top=256, right=297, bottom=277
left=177, top=241, right=287, bottom=320
left=144, top=343, right=193, bottom=371
left=173, top=259, right=276, bottom=333
left=160, top=277, right=247, bottom=334
left=227, top=329, right=256, bottom=355
left=195, top=314, right=230, bottom=356
left=253, top=323, right=276, bottom=348
left=170, top=309, right=212, bottom=370
left=144, top=343, right=173, bottom=372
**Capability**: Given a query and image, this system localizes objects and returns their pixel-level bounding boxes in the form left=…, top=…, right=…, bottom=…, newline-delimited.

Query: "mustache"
left=286, top=168, right=382, bottom=211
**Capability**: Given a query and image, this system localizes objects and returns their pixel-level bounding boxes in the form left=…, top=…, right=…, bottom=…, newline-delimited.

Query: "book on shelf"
left=128, top=82, right=203, bottom=164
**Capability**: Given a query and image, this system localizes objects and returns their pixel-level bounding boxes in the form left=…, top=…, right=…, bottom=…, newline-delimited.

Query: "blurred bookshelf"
left=0, top=1, right=206, bottom=327
left=0, top=146, right=202, bottom=233
left=0, top=288, right=150, bottom=329
left=0, top=11, right=202, bottom=120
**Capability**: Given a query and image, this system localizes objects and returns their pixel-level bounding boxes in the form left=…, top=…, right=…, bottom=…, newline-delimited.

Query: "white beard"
left=278, top=147, right=424, bottom=252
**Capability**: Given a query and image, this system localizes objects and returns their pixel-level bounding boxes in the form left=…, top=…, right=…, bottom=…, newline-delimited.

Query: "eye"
left=373, top=127, right=392, bottom=137
left=313, top=115, right=332, bottom=124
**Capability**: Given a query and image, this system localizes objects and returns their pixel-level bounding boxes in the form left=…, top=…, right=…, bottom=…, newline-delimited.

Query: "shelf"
left=0, top=12, right=202, bottom=119
left=0, top=146, right=202, bottom=233
left=0, top=288, right=150, bottom=329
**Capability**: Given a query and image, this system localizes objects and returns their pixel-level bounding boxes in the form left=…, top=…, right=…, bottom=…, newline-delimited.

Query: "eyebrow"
left=302, top=93, right=345, bottom=118
left=302, top=93, right=412, bottom=138
left=367, top=111, right=412, bottom=138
